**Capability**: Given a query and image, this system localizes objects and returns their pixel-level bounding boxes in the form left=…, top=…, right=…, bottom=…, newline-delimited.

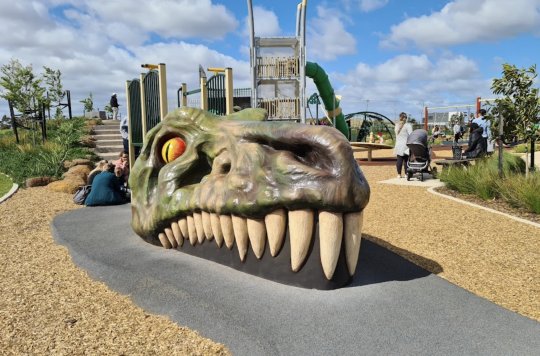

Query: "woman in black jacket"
left=463, top=123, right=487, bottom=158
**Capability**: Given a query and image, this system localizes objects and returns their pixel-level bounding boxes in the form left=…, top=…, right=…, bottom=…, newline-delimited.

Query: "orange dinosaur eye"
left=162, top=138, right=186, bottom=163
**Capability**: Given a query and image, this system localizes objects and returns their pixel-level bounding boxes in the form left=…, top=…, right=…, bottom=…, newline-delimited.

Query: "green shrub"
left=513, top=143, right=540, bottom=153
left=496, top=172, right=540, bottom=213
left=440, top=153, right=539, bottom=214
left=0, top=116, right=95, bottom=185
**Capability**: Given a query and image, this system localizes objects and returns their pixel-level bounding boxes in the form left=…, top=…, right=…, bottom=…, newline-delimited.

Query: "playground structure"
left=424, top=97, right=498, bottom=131
left=344, top=111, right=396, bottom=143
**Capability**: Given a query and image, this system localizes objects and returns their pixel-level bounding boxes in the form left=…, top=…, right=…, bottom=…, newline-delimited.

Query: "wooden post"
left=476, top=97, right=481, bottom=117
left=126, top=80, right=135, bottom=170
left=201, top=77, right=208, bottom=111
left=158, top=63, right=168, bottom=121
left=181, top=83, right=187, bottom=107
left=225, top=68, right=234, bottom=115
left=140, top=73, right=147, bottom=141
left=424, top=107, right=428, bottom=131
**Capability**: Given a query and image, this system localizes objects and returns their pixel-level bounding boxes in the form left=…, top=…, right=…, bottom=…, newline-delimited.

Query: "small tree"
left=490, top=63, right=540, bottom=174
left=104, top=104, right=113, bottom=119
left=0, top=59, right=45, bottom=118
left=80, top=92, right=94, bottom=112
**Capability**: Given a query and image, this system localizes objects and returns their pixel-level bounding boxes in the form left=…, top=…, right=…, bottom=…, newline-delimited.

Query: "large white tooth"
left=211, top=213, right=224, bottom=248
left=289, top=209, right=314, bottom=272
left=178, top=218, right=188, bottom=240
left=232, top=215, right=248, bottom=262
left=247, top=218, right=266, bottom=259
left=164, top=227, right=178, bottom=248
left=220, top=215, right=235, bottom=250
left=158, top=232, right=172, bottom=249
left=171, top=222, right=184, bottom=247
left=319, top=211, right=343, bottom=280
left=202, top=211, right=214, bottom=241
left=187, top=215, right=197, bottom=246
left=344, top=211, right=363, bottom=276
left=193, top=212, right=205, bottom=244
left=265, top=209, right=287, bottom=257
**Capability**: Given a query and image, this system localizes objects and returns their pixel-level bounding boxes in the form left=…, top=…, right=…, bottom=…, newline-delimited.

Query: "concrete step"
left=94, top=145, right=124, bottom=153
left=99, top=152, right=122, bottom=161
left=93, top=134, right=122, bottom=140
left=94, top=139, right=122, bottom=146
left=93, top=127, right=120, bottom=133
left=100, top=120, right=122, bottom=125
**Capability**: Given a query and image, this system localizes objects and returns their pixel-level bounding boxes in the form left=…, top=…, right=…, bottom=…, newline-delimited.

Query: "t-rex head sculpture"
left=129, top=107, right=370, bottom=289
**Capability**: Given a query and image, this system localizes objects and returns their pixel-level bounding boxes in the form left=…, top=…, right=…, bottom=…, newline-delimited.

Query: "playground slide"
left=306, top=61, right=348, bottom=138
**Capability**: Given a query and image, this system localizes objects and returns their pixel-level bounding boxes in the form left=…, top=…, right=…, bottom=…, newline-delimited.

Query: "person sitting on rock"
left=114, top=151, right=130, bottom=183
left=84, top=163, right=124, bottom=206
left=87, top=160, right=108, bottom=186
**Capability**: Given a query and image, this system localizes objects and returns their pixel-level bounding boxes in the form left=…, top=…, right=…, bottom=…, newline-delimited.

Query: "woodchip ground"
left=0, top=148, right=538, bottom=355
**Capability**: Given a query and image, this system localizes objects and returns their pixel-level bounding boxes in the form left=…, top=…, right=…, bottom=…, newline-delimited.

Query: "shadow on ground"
left=349, top=236, right=442, bottom=288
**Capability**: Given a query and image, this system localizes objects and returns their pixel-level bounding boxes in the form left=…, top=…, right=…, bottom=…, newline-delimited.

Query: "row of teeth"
left=158, top=209, right=363, bottom=280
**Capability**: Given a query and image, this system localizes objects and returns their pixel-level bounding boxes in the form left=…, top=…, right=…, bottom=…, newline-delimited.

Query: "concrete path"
left=51, top=205, right=540, bottom=356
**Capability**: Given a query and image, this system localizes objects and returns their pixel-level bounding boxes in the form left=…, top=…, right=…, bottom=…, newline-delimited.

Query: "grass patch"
left=439, top=153, right=540, bottom=214
left=0, top=173, right=13, bottom=197
left=513, top=143, right=540, bottom=153
left=0, top=116, right=98, bottom=185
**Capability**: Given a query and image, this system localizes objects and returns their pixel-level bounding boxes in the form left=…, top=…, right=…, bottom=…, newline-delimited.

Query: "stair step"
left=94, top=146, right=124, bottom=153
left=94, top=139, right=122, bottom=145
left=99, top=153, right=122, bottom=161
left=100, top=120, right=122, bottom=125
left=93, top=127, right=119, bottom=133
left=93, top=134, right=122, bottom=140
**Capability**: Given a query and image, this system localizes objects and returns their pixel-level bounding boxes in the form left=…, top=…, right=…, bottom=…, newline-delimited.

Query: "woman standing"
left=393, top=112, right=413, bottom=178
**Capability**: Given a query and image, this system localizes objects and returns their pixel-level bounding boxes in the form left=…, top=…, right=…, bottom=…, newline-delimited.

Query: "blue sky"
left=1, top=0, right=540, bottom=121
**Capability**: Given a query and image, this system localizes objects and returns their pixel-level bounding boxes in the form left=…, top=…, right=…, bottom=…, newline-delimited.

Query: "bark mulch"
left=0, top=188, right=231, bottom=356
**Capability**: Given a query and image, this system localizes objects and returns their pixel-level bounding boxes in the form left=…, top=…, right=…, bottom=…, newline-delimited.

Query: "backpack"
left=73, top=185, right=91, bottom=205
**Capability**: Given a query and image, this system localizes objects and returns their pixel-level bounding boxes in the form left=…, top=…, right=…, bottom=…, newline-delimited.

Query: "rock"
left=80, top=140, right=96, bottom=148
left=65, top=165, right=92, bottom=181
left=25, top=177, right=58, bottom=188
left=85, top=119, right=99, bottom=126
left=67, top=159, right=94, bottom=168
left=63, top=161, right=72, bottom=169
left=46, top=180, right=81, bottom=194
left=63, top=175, right=86, bottom=186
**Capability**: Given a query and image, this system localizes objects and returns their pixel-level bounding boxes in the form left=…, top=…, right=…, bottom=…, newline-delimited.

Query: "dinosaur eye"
left=162, top=138, right=186, bottom=163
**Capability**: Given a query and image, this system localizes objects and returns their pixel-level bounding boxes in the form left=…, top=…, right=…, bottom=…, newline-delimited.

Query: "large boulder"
left=46, top=180, right=81, bottom=194
left=62, top=165, right=91, bottom=182
left=25, top=177, right=58, bottom=188
left=69, top=159, right=94, bottom=168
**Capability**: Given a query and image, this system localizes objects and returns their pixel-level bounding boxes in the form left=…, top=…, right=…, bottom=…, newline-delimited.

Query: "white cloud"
left=242, top=6, right=282, bottom=37
left=381, top=0, right=540, bottom=49
left=83, top=0, right=239, bottom=41
left=357, top=0, right=389, bottom=12
left=0, top=0, right=249, bottom=119
left=332, top=54, right=487, bottom=118
left=307, top=6, right=357, bottom=61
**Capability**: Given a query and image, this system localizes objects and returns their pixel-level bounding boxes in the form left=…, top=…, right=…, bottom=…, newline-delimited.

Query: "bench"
left=433, top=158, right=476, bottom=169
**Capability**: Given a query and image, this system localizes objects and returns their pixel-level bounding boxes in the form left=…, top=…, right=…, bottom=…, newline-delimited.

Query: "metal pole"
left=300, top=0, right=307, bottom=124
left=531, top=139, right=535, bottom=171
left=296, top=3, right=302, bottom=37
left=247, top=0, right=257, bottom=109
left=498, top=102, right=504, bottom=178
left=158, top=63, right=168, bottom=121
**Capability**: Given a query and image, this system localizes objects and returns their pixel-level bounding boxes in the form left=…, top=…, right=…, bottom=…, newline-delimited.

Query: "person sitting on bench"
left=462, top=122, right=487, bottom=159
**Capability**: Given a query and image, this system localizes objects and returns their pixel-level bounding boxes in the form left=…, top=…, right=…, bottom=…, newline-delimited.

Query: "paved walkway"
left=51, top=204, right=540, bottom=356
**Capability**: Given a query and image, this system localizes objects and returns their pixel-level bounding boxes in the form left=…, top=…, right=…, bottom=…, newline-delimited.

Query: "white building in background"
left=425, top=111, right=469, bottom=129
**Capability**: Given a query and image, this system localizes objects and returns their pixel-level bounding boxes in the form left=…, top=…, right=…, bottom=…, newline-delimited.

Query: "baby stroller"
left=405, top=129, right=436, bottom=181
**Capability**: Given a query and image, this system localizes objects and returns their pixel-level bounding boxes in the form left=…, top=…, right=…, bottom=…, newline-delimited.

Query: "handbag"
left=452, top=145, right=462, bottom=160
left=73, top=185, right=91, bottom=205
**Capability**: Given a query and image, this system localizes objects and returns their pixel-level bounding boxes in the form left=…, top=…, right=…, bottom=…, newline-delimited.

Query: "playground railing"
left=258, top=98, right=300, bottom=119
left=257, top=57, right=299, bottom=78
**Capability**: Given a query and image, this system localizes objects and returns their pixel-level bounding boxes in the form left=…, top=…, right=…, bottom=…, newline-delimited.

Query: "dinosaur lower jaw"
left=156, top=208, right=363, bottom=281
